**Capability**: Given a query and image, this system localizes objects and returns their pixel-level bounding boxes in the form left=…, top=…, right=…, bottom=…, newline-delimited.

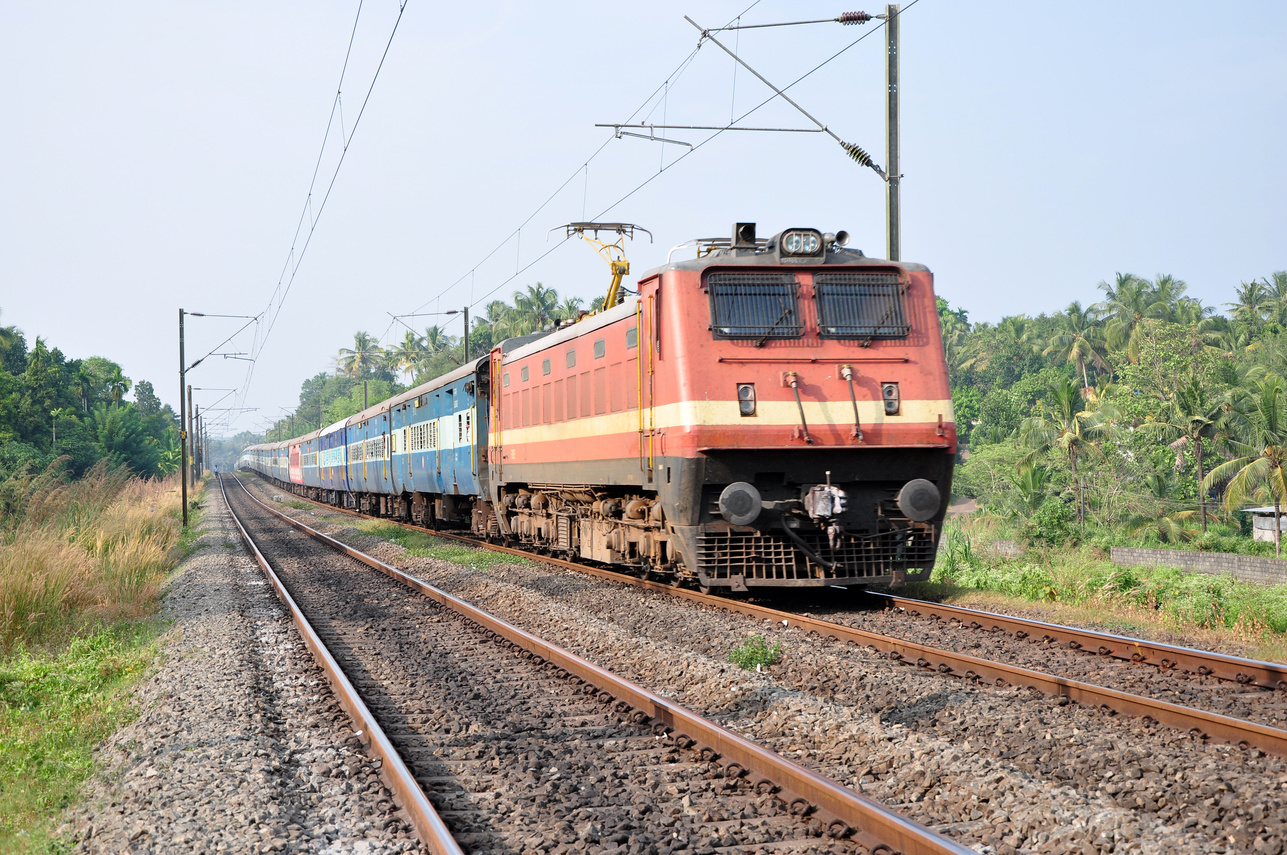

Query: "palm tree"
left=1204, top=377, right=1287, bottom=557
left=422, top=325, right=453, bottom=358
left=0, top=308, right=16, bottom=352
left=107, top=365, right=131, bottom=407
left=1008, top=463, right=1052, bottom=518
left=1138, top=378, right=1225, bottom=532
left=556, top=296, right=585, bottom=323
left=1096, top=273, right=1150, bottom=359
left=73, top=365, right=96, bottom=412
left=1147, top=273, right=1189, bottom=322
left=1043, top=301, right=1109, bottom=390
left=513, top=282, right=558, bottom=333
left=1226, top=280, right=1271, bottom=331
left=392, top=330, right=424, bottom=384
left=337, top=331, right=380, bottom=378
left=1263, top=271, right=1287, bottom=327
left=1020, top=376, right=1117, bottom=527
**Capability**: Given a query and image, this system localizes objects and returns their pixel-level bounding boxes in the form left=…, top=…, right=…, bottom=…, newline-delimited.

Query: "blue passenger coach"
left=242, top=358, right=488, bottom=529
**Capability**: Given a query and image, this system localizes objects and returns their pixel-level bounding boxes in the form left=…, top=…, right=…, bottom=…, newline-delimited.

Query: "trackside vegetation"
left=0, top=461, right=192, bottom=852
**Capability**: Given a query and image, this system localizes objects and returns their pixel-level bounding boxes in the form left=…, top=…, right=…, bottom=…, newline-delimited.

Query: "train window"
left=542, top=358, right=551, bottom=376
left=593, top=338, right=606, bottom=359
left=706, top=272, right=802, bottom=339
left=566, top=350, right=576, bottom=368
left=503, top=372, right=510, bottom=387
left=625, top=327, right=637, bottom=349
left=814, top=272, right=909, bottom=338
left=521, top=366, right=529, bottom=382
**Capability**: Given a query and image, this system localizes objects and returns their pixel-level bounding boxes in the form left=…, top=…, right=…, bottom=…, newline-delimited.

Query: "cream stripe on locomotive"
left=497, top=398, right=954, bottom=446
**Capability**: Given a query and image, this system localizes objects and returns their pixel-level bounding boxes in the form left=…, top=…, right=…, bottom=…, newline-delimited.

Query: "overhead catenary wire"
left=236, top=0, right=410, bottom=420
left=415, top=0, right=916, bottom=323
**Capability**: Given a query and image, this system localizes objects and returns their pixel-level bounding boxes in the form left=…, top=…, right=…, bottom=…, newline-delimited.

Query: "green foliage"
left=0, top=310, right=177, bottom=479
left=727, top=634, right=783, bottom=670
left=0, top=624, right=159, bottom=852
left=1022, top=497, right=1075, bottom=545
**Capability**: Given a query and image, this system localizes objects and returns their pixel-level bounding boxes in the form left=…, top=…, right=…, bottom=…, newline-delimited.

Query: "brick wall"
left=1110, top=547, right=1287, bottom=586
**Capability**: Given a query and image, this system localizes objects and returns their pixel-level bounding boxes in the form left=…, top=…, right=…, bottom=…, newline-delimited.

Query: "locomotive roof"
left=500, top=298, right=640, bottom=364
left=641, top=244, right=930, bottom=278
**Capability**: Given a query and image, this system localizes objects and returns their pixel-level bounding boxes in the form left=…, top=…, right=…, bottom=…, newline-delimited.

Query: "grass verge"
left=0, top=460, right=192, bottom=851
left=922, top=518, right=1287, bottom=662
left=0, top=624, right=160, bottom=854
left=360, top=521, right=531, bottom=570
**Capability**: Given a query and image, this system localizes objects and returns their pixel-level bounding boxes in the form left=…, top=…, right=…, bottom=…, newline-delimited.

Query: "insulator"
left=841, top=141, right=873, bottom=167
left=837, top=11, right=872, bottom=25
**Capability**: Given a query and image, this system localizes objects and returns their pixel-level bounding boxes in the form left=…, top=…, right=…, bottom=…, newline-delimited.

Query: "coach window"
left=542, top=358, right=551, bottom=376
left=502, top=373, right=510, bottom=387
left=625, top=327, right=637, bottom=349
left=521, top=366, right=529, bottom=382
left=566, top=350, right=576, bottom=368
left=593, top=338, right=606, bottom=359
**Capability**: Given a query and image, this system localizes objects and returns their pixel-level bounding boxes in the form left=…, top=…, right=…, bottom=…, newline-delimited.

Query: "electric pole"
left=462, top=306, right=470, bottom=363
left=179, top=310, right=187, bottom=525
left=187, top=385, right=195, bottom=485
left=885, top=3, right=900, bottom=261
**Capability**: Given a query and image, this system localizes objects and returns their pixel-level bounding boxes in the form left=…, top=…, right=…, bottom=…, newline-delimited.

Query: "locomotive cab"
left=643, top=223, right=956, bottom=590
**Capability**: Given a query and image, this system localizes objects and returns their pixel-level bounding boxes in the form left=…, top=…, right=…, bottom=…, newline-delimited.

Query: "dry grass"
left=0, top=461, right=186, bottom=650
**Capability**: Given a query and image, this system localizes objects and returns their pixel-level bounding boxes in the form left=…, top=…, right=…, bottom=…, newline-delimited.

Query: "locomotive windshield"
left=814, top=271, right=909, bottom=339
left=707, top=272, right=802, bottom=339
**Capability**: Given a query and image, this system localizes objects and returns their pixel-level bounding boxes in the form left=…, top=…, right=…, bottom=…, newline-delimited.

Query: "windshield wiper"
left=756, top=306, right=793, bottom=347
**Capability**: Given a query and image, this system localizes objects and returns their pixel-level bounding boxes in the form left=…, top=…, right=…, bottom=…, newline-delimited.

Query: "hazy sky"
left=2, top=2, right=1283, bottom=437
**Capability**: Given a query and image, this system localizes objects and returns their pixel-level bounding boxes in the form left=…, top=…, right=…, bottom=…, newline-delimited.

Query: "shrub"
left=1023, top=497, right=1074, bottom=546
left=728, top=634, right=783, bottom=670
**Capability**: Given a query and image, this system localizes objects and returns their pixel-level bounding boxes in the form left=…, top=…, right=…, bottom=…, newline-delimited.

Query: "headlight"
left=737, top=383, right=756, bottom=416
left=882, top=382, right=900, bottom=415
left=781, top=229, right=822, bottom=256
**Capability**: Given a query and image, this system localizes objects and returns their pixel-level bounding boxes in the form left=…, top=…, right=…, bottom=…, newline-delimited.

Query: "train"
left=241, top=222, right=956, bottom=592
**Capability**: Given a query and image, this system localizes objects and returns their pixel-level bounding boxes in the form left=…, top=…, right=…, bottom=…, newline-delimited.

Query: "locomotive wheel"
left=698, top=584, right=713, bottom=595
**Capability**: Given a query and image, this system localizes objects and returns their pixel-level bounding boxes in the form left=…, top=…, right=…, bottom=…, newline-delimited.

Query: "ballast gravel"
left=248, top=483, right=1287, bottom=855
left=64, top=492, right=426, bottom=855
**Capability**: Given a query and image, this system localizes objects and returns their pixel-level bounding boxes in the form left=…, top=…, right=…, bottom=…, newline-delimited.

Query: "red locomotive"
left=480, top=222, right=955, bottom=591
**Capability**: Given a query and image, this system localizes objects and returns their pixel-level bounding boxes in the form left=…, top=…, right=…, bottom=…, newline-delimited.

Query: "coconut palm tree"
left=1204, top=376, right=1287, bottom=557
left=337, top=331, right=380, bottom=378
left=1096, top=273, right=1154, bottom=359
left=1020, top=376, right=1117, bottom=527
left=1138, top=378, right=1226, bottom=532
left=0, top=308, right=16, bottom=352
left=1226, top=280, right=1271, bottom=331
left=513, top=283, right=558, bottom=333
left=556, top=296, right=585, bottom=322
left=1044, top=301, right=1110, bottom=390
left=1263, top=271, right=1287, bottom=327
left=107, top=365, right=132, bottom=407
left=392, top=330, right=424, bottom=384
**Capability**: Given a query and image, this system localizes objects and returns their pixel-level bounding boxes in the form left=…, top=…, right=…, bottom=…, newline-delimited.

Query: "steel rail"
left=229, top=475, right=972, bottom=855
left=864, top=592, right=1287, bottom=692
left=241, top=476, right=1287, bottom=758
left=218, top=476, right=465, bottom=855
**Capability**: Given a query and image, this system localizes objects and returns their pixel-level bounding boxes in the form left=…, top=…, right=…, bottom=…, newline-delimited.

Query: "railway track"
left=222, top=474, right=974, bottom=855
left=244, top=474, right=1287, bottom=761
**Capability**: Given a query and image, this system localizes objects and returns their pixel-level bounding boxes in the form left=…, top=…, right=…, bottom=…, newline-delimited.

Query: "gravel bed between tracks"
left=250, top=484, right=1287, bottom=855
left=63, top=491, right=426, bottom=855
left=228, top=483, right=863, bottom=855
left=804, top=604, right=1287, bottom=731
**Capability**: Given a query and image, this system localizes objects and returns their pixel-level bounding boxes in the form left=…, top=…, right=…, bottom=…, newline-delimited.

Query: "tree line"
left=946, top=270, right=1287, bottom=555
left=0, top=309, right=180, bottom=484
